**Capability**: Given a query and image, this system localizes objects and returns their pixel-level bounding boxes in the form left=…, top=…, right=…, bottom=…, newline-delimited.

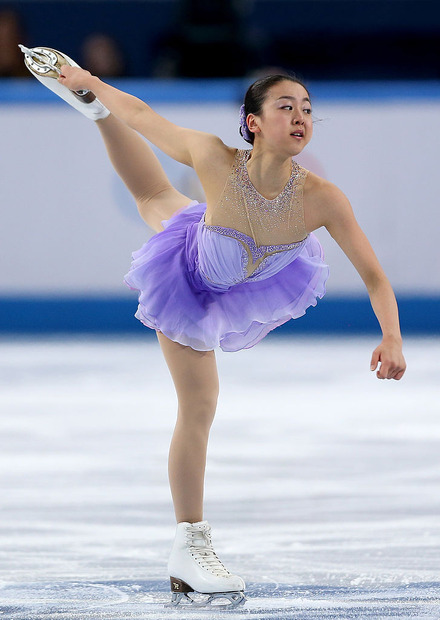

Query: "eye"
left=280, top=105, right=293, bottom=110
left=303, top=108, right=312, bottom=115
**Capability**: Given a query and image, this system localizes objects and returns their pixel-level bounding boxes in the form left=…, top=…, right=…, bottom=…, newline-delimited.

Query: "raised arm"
left=58, top=65, right=224, bottom=168
left=306, top=176, right=406, bottom=380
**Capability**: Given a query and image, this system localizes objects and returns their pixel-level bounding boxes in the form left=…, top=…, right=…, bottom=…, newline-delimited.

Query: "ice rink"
left=1, top=334, right=439, bottom=619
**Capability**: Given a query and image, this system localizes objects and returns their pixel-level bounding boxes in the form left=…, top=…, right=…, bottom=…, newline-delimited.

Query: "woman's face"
left=249, top=80, right=313, bottom=155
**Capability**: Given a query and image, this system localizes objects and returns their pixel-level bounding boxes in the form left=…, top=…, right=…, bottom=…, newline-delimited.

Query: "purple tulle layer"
left=124, top=202, right=329, bottom=352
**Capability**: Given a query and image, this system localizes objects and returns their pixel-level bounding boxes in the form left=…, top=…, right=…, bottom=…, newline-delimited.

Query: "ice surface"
left=0, top=335, right=439, bottom=619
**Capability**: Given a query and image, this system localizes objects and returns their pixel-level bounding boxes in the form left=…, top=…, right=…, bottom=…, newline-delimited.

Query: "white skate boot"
left=18, top=44, right=110, bottom=121
left=166, top=520, right=246, bottom=608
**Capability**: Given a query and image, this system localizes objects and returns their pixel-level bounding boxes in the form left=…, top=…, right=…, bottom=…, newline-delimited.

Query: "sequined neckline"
left=242, top=150, right=296, bottom=203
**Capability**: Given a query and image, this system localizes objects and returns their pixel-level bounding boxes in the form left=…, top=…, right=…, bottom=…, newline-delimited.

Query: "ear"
left=247, top=114, right=261, bottom=136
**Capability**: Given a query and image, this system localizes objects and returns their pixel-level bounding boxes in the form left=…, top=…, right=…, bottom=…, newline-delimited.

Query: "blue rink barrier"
left=0, top=296, right=438, bottom=336
left=2, top=78, right=440, bottom=104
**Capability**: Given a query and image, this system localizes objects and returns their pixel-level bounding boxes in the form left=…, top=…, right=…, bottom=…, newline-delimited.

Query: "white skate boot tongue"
left=190, top=521, right=211, bottom=548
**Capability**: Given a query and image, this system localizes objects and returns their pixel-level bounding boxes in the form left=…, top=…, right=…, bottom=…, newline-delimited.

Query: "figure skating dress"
left=124, top=149, right=329, bottom=352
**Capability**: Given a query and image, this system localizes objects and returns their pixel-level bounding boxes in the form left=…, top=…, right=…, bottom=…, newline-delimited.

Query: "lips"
left=291, top=130, right=304, bottom=138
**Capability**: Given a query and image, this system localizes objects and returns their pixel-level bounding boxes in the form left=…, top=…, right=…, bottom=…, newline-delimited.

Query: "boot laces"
left=186, top=524, right=231, bottom=578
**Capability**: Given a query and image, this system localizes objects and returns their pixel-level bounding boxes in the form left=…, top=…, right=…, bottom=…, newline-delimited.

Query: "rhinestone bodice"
left=197, top=149, right=309, bottom=290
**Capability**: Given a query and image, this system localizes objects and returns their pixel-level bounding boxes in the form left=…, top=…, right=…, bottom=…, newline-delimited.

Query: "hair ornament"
left=239, top=104, right=253, bottom=143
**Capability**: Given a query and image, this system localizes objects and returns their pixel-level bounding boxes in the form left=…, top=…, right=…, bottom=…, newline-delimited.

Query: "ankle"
left=176, top=515, right=203, bottom=525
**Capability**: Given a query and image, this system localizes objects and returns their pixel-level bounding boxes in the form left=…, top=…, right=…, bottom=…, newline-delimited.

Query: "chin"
left=288, top=142, right=307, bottom=157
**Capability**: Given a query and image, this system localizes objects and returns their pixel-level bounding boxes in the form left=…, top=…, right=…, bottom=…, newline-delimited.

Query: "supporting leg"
left=156, top=331, right=219, bottom=524
left=156, top=333, right=246, bottom=607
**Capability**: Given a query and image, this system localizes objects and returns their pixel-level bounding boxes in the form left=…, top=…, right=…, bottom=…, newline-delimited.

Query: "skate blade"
left=19, top=45, right=61, bottom=78
left=18, top=45, right=95, bottom=103
left=165, top=590, right=247, bottom=609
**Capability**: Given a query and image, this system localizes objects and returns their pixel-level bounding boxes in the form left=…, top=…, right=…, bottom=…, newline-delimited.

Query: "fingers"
left=370, top=349, right=379, bottom=372
left=376, top=361, right=392, bottom=379
left=57, top=65, right=90, bottom=91
left=371, top=343, right=406, bottom=381
left=58, top=64, right=71, bottom=79
left=393, top=369, right=405, bottom=381
left=57, top=65, right=71, bottom=86
left=376, top=361, right=406, bottom=380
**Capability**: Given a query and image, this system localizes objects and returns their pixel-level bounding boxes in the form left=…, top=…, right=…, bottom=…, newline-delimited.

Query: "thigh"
left=156, top=331, right=219, bottom=410
left=137, top=187, right=193, bottom=233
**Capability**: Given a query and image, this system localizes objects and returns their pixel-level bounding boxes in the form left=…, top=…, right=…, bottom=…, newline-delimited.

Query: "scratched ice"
left=0, top=335, right=439, bottom=619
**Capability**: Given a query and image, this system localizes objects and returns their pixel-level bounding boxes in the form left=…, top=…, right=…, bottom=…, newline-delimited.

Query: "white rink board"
left=1, top=96, right=439, bottom=295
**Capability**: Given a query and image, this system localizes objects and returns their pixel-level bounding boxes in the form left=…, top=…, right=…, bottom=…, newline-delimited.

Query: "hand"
left=58, top=65, right=93, bottom=92
left=370, top=338, right=406, bottom=380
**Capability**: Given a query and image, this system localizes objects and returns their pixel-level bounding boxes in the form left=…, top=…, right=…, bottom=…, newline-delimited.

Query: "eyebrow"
left=277, top=95, right=311, bottom=104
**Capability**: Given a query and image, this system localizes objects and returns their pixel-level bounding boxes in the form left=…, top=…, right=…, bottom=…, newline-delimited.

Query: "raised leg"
left=20, top=45, right=192, bottom=231
left=96, top=114, right=192, bottom=232
left=156, top=331, right=219, bottom=524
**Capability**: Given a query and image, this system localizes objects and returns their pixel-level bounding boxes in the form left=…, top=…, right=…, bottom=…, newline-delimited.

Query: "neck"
left=246, top=146, right=292, bottom=198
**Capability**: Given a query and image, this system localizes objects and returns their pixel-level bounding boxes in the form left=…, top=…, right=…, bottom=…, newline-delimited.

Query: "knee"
left=177, top=389, right=219, bottom=430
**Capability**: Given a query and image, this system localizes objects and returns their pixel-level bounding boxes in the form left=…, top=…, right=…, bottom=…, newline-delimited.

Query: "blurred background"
left=1, top=0, right=440, bottom=79
left=1, top=0, right=439, bottom=336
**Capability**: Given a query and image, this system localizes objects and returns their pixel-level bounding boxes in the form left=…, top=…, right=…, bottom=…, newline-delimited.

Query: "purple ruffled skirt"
left=124, top=202, right=329, bottom=352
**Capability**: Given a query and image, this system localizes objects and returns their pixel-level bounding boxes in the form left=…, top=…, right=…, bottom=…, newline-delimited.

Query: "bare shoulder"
left=303, top=170, right=352, bottom=232
left=191, top=135, right=236, bottom=172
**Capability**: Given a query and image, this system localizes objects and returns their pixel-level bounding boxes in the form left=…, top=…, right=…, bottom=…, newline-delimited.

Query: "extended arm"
left=58, top=65, right=224, bottom=168
left=316, top=180, right=406, bottom=380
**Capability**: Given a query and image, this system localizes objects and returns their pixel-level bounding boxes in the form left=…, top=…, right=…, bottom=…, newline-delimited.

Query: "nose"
left=291, top=111, right=305, bottom=125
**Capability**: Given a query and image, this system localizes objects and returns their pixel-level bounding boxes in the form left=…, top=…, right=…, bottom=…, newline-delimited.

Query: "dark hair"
left=239, top=73, right=311, bottom=145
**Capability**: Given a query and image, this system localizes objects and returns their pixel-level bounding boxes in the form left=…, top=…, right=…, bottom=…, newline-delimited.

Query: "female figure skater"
left=20, top=46, right=406, bottom=608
